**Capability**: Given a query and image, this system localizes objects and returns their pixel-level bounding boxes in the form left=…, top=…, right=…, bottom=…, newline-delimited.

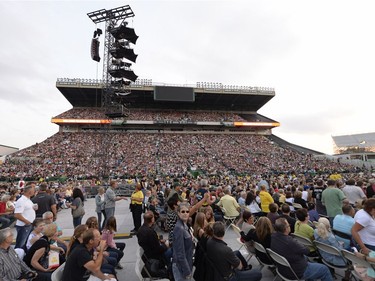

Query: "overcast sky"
left=1, top=0, right=374, bottom=155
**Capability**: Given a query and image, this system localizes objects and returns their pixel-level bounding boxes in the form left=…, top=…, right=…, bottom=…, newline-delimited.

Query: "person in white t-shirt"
left=352, top=198, right=375, bottom=255
left=14, top=183, right=36, bottom=249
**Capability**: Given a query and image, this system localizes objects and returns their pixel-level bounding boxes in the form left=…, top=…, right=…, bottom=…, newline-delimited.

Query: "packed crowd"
left=53, top=107, right=246, bottom=122
left=2, top=175, right=375, bottom=281
left=0, top=132, right=363, bottom=181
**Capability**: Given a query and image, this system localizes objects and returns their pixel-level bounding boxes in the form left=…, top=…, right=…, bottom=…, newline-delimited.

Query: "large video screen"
left=154, top=86, right=195, bottom=102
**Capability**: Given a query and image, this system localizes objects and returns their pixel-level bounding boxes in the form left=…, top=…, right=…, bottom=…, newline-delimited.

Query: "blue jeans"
left=15, top=224, right=33, bottom=249
left=105, top=207, right=115, bottom=226
left=73, top=216, right=83, bottom=228
left=172, top=263, right=192, bottom=281
left=303, top=261, right=333, bottom=281
left=365, top=244, right=375, bottom=251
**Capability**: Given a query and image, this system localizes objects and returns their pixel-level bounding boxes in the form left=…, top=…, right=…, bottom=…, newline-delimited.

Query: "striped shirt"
left=0, top=246, right=32, bottom=281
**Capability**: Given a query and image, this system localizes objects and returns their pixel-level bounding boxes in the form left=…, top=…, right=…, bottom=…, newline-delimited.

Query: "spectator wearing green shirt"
left=322, top=179, right=347, bottom=225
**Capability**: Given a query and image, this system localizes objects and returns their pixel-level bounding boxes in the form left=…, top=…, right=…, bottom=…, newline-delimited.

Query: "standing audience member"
left=207, top=221, right=262, bottom=281
left=322, top=179, right=347, bottom=224
left=32, top=183, right=57, bottom=220
left=259, top=185, right=274, bottom=213
left=104, top=181, right=126, bottom=226
left=14, top=183, right=36, bottom=249
left=69, top=188, right=85, bottom=228
left=95, top=187, right=106, bottom=231
left=130, top=183, right=144, bottom=234
left=342, top=178, right=366, bottom=206
left=352, top=198, right=375, bottom=255
left=271, top=218, right=333, bottom=281
left=172, top=202, right=194, bottom=281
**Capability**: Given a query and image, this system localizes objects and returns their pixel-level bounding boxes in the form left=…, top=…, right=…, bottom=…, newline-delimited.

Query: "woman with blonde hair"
left=314, top=217, right=349, bottom=280
left=193, top=212, right=207, bottom=239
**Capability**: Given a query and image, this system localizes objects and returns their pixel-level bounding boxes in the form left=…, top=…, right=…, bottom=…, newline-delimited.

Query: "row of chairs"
left=135, top=246, right=169, bottom=281
left=248, top=232, right=375, bottom=281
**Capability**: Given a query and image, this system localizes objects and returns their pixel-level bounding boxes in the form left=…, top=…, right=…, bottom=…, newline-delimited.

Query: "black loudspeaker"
left=91, top=38, right=100, bottom=62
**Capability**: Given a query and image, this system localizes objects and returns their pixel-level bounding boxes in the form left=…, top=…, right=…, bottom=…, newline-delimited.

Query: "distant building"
left=0, top=145, right=18, bottom=164
left=332, top=133, right=375, bottom=170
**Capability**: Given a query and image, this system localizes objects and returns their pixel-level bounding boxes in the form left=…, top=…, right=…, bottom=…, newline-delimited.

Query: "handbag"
left=72, top=199, right=85, bottom=218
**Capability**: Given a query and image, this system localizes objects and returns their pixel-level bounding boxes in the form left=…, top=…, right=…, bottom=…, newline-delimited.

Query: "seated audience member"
left=285, top=191, right=295, bottom=211
left=245, top=191, right=262, bottom=218
left=43, top=211, right=67, bottom=253
left=26, top=218, right=45, bottom=251
left=62, top=228, right=116, bottom=281
left=241, top=217, right=274, bottom=265
left=102, top=216, right=125, bottom=269
left=23, top=223, right=60, bottom=281
left=206, top=221, right=262, bottom=281
left=203, top=205, right=215, bottom=223
left=0, top=227, right=37, bottom=281
left=294, top=190, right=308, bottom=209
left=137, top=211, right=170, bottom=278
left=279, top=203, right=296, bottom=233
left=271, top=218, right=333, bottom=281
left=194, top=222, right=214, bottom=281
left=217, top=188, right=240, bottom=218
left=267, top=203, right=280, bottom=225
left=307, top=202, right=320, bottom=222
left=314, top=217, right=350, bottom=280
left=66, top=224, right=88, bottom=257
left=278, top=189, right=286, bottom=204
left=332, top=204, right=355, bottom=249
left=294, top=208, right=314, bottom=241
left=241, top=210, right=255, bottom=235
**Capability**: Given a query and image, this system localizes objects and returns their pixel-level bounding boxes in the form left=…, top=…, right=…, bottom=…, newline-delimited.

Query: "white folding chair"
left=221, top=207, right=237, bottom=231
left=266, top=248, right=304, bottom=281
left=230, top=223, right=253, bottom=261
left=341, top=249, right=375, bottom=281
left=135, top=246, right=169, bottom=281
left=314, top=240, right=350, bottom=279
left=51, top=262, right=65, bottom=281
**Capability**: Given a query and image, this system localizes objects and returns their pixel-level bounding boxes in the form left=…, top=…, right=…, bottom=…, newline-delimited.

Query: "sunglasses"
left=180, top=210, right=189, bottom=214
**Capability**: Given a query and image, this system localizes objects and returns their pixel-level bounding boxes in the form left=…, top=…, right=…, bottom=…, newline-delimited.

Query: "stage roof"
left=56, top=78, right=275, bottom=112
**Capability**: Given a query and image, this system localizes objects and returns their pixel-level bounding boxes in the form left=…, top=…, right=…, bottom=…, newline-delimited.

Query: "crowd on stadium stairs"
left=54, top=107, right=247, bottom=122
left=1, top=174, right=375, bottom=280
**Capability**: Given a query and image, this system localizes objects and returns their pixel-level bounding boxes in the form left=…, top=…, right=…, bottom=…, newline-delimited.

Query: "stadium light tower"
left=87, top=5, right=138, bottom=116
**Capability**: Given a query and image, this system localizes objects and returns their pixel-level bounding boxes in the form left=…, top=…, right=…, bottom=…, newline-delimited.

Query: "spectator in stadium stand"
left=294, top=208, right=315, bottom=253
left=267, top=203, right=280, bottom=225
left=104, top=181, right=127, bottom=227
left=259, top=185, right=274, bottom=213
left=321, top=179, right=347, bottom=225
left=342, top=178, right=367, bottom=206
left=271, top=217, right=333, bottom=281
left=14, top=183, right=36, bottom=249
left=32, top=183, right=57, bottom=220
left=0, top=227, right=37, bottom=281
left=130, top=183, right=144, bottom=234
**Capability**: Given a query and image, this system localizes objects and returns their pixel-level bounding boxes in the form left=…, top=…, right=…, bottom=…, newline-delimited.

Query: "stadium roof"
left=56, top=78, right=275, bottom=112
left=332, top=132, right=375, bottom=148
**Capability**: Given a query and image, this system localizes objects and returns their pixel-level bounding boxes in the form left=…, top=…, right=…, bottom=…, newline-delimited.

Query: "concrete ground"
left=12, top=198, right=345, bottom=281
